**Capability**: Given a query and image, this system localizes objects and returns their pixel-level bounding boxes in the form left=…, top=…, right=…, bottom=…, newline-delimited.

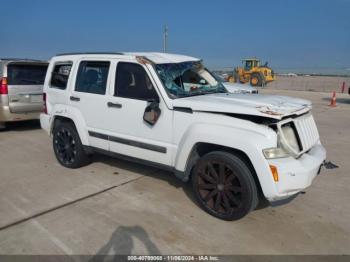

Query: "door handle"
left=107, top=102, right=122, bottom=108
left=70, top=96, right=80, bottom=102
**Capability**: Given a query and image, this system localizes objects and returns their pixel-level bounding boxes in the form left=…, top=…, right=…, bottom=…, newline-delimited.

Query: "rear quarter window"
left=7, top=64, right=48, bottom=85
left=50, top=63, right=73, bottom=90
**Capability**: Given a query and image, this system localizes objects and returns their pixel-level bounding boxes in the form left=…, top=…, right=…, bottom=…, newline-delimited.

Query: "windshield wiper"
left=185, top=89, right=227, bottom=97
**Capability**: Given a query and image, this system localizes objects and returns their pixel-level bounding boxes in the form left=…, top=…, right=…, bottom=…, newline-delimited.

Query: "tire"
left=192, top=151, right=259, bottom=221
left=0, top=122, right=5, bottom=131
left=52, top=121, right=90, bottom=168
left=233, top=72, right=239, bottom=83
left=250, top=73, right=263, bottom=87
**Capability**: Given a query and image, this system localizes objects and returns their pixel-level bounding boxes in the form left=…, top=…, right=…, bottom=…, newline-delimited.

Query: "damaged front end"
left=260, top=112, right=320, bottom=160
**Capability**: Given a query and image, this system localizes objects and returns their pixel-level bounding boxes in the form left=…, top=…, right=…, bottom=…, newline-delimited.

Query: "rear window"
left=7, top=64, right=48, bottom=85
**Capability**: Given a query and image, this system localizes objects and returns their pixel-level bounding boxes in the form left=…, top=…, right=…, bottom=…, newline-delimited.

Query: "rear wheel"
left=52, top=121, right=90, bottom=168
left=227, top=76, right=235, bottom=83
left=233, top=71, right=239, bottom=83
left=0, top=122, right=6, bottom=131
left=250, top=73, right=263, bottom=87
left=192, top=151, right=258, bottom=220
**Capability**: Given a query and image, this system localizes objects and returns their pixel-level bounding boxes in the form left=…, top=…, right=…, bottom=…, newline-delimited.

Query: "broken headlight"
left=280, top=124, right=301, bottom=154
left=263, top=122, right=301, bottom=159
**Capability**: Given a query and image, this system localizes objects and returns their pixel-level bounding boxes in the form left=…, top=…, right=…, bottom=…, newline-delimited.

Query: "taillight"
left=43, top=93, right=48, bottom=114
left=0, top=77, right=8, bottom=94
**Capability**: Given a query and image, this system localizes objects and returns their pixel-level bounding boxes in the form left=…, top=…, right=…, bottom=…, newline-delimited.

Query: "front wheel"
left=250, top=73, right=264, bottom=87
left=52, top=122, right=90, bottom=168
left=192, top=151, right=258, bottom=220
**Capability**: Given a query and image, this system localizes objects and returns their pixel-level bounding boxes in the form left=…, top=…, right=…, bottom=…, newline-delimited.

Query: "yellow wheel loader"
left=229, top=58, right=276, bottom=87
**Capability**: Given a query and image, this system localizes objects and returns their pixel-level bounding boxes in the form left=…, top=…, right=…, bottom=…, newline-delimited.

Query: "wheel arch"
left=51, top=114, right=89, bottom=146
left=173, top=122, right=278, bottom=199
left=251, top=72, right=263, bottom=79
left=182, top=142, right=263, bottom=194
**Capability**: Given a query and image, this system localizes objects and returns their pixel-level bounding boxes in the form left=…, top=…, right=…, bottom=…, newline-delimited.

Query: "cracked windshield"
left=156, top=61, right=227, bottom=98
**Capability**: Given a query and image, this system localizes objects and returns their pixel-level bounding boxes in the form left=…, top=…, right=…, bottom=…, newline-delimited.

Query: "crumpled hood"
left=222, top=82, right=257, bottom=93
left=172, top=93, right=312, bottom=120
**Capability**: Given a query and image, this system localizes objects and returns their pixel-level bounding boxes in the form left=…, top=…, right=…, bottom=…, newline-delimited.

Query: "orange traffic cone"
left=329, top=91, right=337, bottom=107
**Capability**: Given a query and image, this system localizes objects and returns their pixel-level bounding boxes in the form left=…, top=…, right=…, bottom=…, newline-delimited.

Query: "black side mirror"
left=143, top=99, right=161, bottom=126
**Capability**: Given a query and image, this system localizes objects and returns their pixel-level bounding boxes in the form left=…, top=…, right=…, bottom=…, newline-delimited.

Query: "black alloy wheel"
left=53, top=122, right=90, bottom=168
left=54, top=127, right=77, bottom=165
left=192, top=151, right=258, bottom=220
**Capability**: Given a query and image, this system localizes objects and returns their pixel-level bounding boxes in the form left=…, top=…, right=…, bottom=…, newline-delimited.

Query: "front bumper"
left=266, top=143, right=326, bottom=202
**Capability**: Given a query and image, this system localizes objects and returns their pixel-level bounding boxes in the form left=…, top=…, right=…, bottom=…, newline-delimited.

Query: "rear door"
left=69, top=59, right=112, bottom=150
left=6, top=62, right=48, bottom=113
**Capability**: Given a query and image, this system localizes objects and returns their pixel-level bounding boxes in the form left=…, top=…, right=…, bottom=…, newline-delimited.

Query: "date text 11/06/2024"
left=127, top=255, right=219, bottom=261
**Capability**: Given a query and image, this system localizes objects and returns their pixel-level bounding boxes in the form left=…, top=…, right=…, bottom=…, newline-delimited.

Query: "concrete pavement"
left=0, top=90, right=349, bottom=255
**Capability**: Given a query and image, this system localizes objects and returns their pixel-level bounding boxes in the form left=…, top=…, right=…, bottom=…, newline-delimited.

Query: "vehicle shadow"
left=0, top=120, right=41, bottom=132
left=92, top=153, right=270, bottom=214
left=89, top=225, right=160, bottom=260
left=92, top=153, right=197, bottom=203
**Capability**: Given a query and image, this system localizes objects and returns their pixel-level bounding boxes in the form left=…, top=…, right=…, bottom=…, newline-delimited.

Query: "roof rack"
left=56, top=52, right=124, bottom=56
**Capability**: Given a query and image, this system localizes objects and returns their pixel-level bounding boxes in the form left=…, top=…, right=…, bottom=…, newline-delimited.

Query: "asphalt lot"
left=0, top=89, right=349, bottom=255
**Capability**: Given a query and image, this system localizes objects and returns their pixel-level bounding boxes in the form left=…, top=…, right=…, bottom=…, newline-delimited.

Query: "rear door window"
left=75, top=61, right=110, bottom=95
left=7, top=64, right=48, bottom=85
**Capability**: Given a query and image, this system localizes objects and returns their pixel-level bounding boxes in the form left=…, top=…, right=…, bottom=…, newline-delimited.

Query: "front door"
left=105, top=60, right=174, bottom=166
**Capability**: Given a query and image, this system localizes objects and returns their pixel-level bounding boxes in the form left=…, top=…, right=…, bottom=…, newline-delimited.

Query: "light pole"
left=163, top=25, right=168, bottom=53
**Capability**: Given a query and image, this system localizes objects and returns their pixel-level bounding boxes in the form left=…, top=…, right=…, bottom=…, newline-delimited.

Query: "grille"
left=278, top=113, right=320, bottom=157
left=294, top=114, right=319, bottom=152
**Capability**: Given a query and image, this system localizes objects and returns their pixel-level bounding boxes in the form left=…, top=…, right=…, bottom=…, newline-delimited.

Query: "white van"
left=0, top=59, right=48, bottom=129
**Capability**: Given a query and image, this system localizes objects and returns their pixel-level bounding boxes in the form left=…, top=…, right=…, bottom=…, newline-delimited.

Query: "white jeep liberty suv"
left=40, top=52, right=326, bottom=220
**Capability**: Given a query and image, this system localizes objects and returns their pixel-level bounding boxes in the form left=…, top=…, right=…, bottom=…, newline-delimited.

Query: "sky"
left=0, top=0, right=349, bottom=71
